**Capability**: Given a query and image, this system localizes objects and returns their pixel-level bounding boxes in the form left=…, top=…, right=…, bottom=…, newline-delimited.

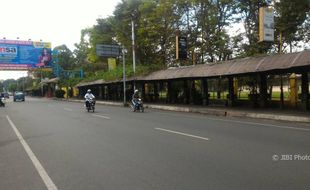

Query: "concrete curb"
left=244, top=113, right=310, bottom=123
left=145, top=104, right=310, bottom=123
left=54, top=98, right=310, bottom=123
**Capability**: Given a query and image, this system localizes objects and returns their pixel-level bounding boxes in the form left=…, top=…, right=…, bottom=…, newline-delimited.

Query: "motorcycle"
left=85, top=98, right=95, bottom=112
left=0, top=97, right=5, bottom=107
left=131, top=98, right=144, bottom=112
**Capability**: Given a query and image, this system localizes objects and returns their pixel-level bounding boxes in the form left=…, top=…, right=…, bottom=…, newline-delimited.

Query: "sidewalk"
left=57, top=98, right=310, bottom=123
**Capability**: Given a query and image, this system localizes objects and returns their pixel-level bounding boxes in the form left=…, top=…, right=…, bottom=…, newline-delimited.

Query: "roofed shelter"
left=76, top=50, right=310, bottom=110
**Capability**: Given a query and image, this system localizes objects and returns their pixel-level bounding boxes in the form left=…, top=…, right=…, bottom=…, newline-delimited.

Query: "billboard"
left=259, top=7, right=274, bottom=42
left=0, top=39, right=52, bottom=70
left=176, top=36, right=187, bottom=60
left=96, top=44, right=120, bottom=57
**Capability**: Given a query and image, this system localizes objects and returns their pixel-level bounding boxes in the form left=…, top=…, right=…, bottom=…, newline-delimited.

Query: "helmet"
left=134, top=89, right=138, bottom=93
left=87, top=89, right=91, bottom=93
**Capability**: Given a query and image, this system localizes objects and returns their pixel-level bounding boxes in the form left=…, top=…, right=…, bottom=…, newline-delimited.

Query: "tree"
left=137, top=0, right=180, bottom=65
left=53, top=45, right=75, bottom=70
left=74, top=29, right=91, bottom=67
left=234, top=0, right=272, bottom=56
left=274, top=0, right=310, bottom=52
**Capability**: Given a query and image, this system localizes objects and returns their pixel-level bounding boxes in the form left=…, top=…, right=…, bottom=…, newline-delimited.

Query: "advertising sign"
left=176, top=36, right=187, bottom=60
left=0, top=39, right=52, bottom=70
left=108, top=58, right=117, bottom=71
left=96, top=44, right=120, bottom=57
left=259, top=7, right=274, bottom=42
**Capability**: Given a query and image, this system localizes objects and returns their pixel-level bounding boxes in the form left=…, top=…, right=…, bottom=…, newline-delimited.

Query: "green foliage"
left=53, top=45, right=75, bottom=70
left=274, top=0, right=310, bottom=52
left=55, top=89, right=65, bottom=98
left=73, top=29, right=91, bottom=66
left=70, top=0, right=310, bottom=82
left=59, top=77, right=82, bottom=88
left=82, top=63, right=165, bottom=82
left=32, top=69, right=53, bottom=79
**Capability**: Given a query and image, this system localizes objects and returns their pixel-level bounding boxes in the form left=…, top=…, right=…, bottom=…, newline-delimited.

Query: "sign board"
left=176, top=36, right=187, bottom=60
left=96, top=44, right=120, bottom=57
left=0, top=39, right=52, bottom=70
left=108, top=58, right=116, bottom=71
left=259, top=7, right=274, bottom=42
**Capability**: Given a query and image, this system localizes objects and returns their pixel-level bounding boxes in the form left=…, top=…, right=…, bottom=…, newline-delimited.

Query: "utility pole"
left=122, top=46, right=126, bottom=106
left=131, top=12, right=136, bottom=90
left=40, top=67, right=43, bottom=97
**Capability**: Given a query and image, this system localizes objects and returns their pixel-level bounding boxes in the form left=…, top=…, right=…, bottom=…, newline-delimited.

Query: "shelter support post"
left=280, top=75, right=284, bottom=109
left=167, top=81, right=173, bottom=103
left=189, top=80, right=195, bottom=104
left=153, top=82, right=159, bottom=102
left=107, top=84, right=111, bottom=100
left=201, top=78, right=209, bottom=106
left=99, top=85, right=103, bottom=100
left=301, top=72, right=309, bottom=111
left=289, top=73, right=298, bottom=108
left=259, top=74, right=268, bottom=108
left=217, top=78, right=221, bottom=99
left=141, top=81, right=146, bottom=102
left=103, top=85, right=106, bottom=100
left=227, top=77, right=236, bottom=107
left=183, top=80, right=190, bottom=104
left=112, top=84, right=115, bottom=101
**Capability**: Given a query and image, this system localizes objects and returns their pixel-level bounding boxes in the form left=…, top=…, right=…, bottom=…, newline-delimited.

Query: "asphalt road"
left=1, top=97, right=310, bottom=190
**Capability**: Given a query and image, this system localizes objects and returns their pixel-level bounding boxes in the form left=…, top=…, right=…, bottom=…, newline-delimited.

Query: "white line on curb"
left=93, top=114, right=111, bottom=120
left=155, top=127, right=210, bottom=141
left=6, top=115, right=58, bottom=190
left=206, top=117, right=310, bottom=132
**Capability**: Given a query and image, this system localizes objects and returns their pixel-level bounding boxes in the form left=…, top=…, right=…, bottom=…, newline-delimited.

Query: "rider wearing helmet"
left=132, top=89, right=140, bottom=107
left=84, top=89, right=95, bottom=107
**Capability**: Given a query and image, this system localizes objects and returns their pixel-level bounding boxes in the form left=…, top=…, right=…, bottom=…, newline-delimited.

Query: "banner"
left=176, top=36, right=187, bottom=60
left=108, top=58, right=117, bottom=71
left=0, top=39, right=52, bottom=70
left=259, top=7, right=274, bottom=42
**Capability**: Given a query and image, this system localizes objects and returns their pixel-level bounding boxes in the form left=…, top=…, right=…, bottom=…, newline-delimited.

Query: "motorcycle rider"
left=0, top=93, right=5, bottom=107
left=132, top=89, right=140, bottom=108
left=84, top=89, right=95, bottom=108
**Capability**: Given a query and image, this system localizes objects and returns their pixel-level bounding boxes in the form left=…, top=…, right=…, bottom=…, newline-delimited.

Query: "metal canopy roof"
left=142, top=50, right=310, bottom=81
left=76, top=50, right=310, bottom=87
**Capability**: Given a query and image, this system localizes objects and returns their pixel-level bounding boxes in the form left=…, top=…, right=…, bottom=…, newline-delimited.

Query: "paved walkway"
left=57, top=98, right=310, bottom=123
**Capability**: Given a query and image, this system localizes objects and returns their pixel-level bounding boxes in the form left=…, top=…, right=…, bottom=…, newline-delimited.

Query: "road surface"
left=1, top=97, right=310, bottom=190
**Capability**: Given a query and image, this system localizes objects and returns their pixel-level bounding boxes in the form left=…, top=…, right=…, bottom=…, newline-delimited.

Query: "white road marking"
left=64, top=108, right=73, bottom=112
left=92, top=114, right=111, bottom=120
left=6, top=115, right=58, bottom=190
left=155, top=128, right=210, bottom=141
left=154, top=112, right=310, bottom=132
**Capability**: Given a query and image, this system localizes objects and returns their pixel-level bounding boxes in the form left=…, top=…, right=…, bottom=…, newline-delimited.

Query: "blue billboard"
left=0, top=39, right=52, bottom=70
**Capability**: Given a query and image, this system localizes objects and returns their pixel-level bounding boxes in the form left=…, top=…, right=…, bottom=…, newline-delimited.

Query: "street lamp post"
left=122, top=46, right=127, bottom=106
left=131, top=12, right=136, bottom=90
left=40, top=67, right=43, bottom=97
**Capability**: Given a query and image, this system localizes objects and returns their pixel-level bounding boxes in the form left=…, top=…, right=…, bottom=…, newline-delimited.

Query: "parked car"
left=14, top=92, right=25, bottom=102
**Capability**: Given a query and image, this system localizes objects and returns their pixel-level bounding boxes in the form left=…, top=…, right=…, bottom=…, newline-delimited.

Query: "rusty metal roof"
left=75, top=79, right=105, bottom=87
left=76, top=50, right=310, bottom=87
left=142, top=50, right=310, bottom=81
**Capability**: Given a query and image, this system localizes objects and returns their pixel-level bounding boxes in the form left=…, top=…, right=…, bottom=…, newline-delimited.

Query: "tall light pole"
left=122, top=46, right=126, bottom=106
left=40, top=67, right=43, bottom=97
left=131, top=11, right=136, bottom=90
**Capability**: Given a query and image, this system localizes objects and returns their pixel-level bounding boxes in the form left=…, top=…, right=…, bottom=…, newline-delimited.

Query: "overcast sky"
left=1, top=0, right=121, bottom=80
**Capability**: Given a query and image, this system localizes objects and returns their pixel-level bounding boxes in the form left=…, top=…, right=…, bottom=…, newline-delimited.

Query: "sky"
left=0, top=0, right=121, bottom=80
